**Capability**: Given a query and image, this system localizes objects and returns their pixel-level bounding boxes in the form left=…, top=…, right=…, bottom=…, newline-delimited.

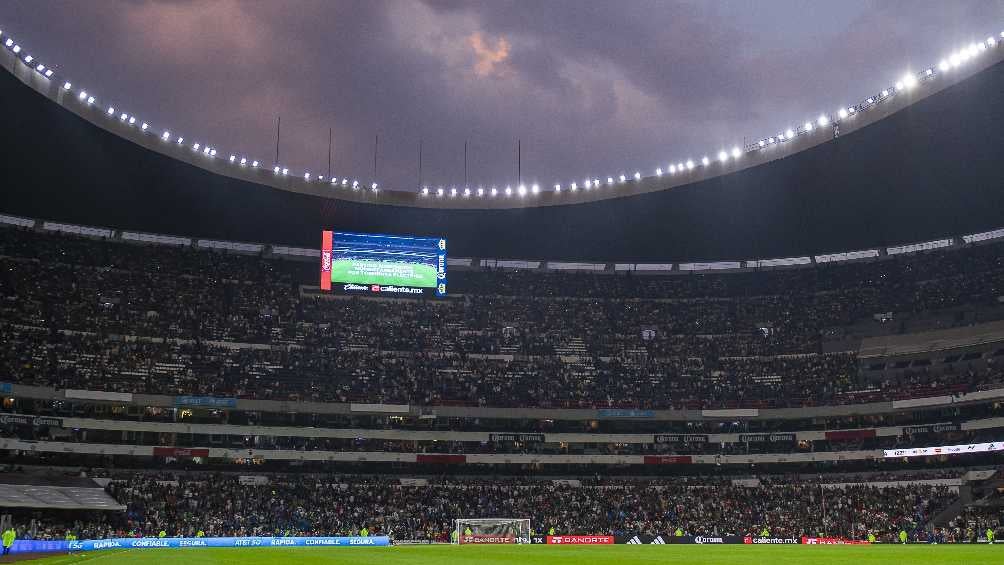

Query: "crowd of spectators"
left=5, top=474, right=963, bottom=543
left=1, top=226, right=1002, bottom=410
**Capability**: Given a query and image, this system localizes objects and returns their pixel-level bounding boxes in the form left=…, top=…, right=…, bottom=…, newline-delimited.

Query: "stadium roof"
left=1, top=31, right=1003, bottom=261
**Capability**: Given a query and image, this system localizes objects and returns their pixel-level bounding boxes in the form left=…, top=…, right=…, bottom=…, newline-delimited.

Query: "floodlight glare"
left=894, top=81, right=904, bottom=91
left=128, top=116, right=136, bottom=124
left=531, top=184, right=539, bottom=194
left=86, top=96, right=94, bottom=105
left=677, top=162, right=684, bottom=171
left=177, top=137, right=184, bottom=144
left=584, top=179, right=592, bottom=189
left=731, top=146, right=741, bottom=159
left=63, top=81, right=71, bottom=90
left=436, top=187, right=444, bottom=197
left=107, top=106, right=115, bottom=115
left=685, top=160, right=694, bottom=170
left=203, top=146, right=210, bottom=154
left=78, top=90, right=87, bottom=100
left=491, top=187, right=498, bottom=196
left=848, top=107, right=856, bottom=114
left=768, top=137, right=775, bottom=143
left=938, top=60, right=949, bottom=72
left=273, top=166, right=280, bottom=173
left=656, top=168, right=663, bottom=176
left=230, top=155, right=236, bottom=163
left=718, top=151, right=727, bottom=162
left=464, top=187, right=470, bottom=197
left=817, top=115, right=828, bottom=127
left=903, top=74, right=917, bottom=88
left=803, top=121, right=813, bottom=131
left=838, top=108, right=848, bottom=119
left=866, top=97, right=874, bottom=104
left=517, top=185, right=526, bottom=196
left=758, top=140, right=765, bottom=148
left=450, top=187, right=457, bottom=197
left=478, top=187, right=485, bottom=196
left=633, top=172, right=641, bottom=180
left=121, top=113, right=128, bottom=121
left=607, top=176, right=614, bottom=185
left=162, top=131, right=171, bottom=140
left=925, top=68, right=933, bottom=76
left=669, top=165, right=676, bottom=174
left=784, top=128, right=794, bottom=139
left=251, top=160, right=258, bottom=167
left=240, top=158, right=247, bottom=165
left=881, top=89, right=889, bottom=97
left=618, top=175, right=625, bottom=183
left=505, top=186, right=512, bottom=196
left=553, top=184, right=560, bottom=192
left=304, top=172, right=311, bottom=180
left=282, top=168, right=288, bottom=175
left=421, top=187, right=429, bottom=196
left=141, top=123, right=148, bottom=131
left=570, top=182, right=577, bottom=191
left=701, top=156, right=710, bottom=166
left=371, top=184, right=378, bottom=192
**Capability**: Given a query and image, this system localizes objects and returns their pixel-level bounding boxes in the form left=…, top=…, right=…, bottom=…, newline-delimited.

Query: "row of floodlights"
left=3, top=27, right=1003, bottom=198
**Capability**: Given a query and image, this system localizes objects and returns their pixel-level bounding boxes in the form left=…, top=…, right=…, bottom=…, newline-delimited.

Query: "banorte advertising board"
left=547, top=535, right=614, bottom=545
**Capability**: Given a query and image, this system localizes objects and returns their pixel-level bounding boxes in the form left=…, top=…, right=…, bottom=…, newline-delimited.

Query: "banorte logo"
left=547, top=536, right=613, bottom=545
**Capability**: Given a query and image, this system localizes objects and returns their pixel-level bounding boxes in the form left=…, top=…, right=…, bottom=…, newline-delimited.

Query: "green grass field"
left=23, top=545, right=1004, bottom=565
left=331, top=259, right=437, bottom=288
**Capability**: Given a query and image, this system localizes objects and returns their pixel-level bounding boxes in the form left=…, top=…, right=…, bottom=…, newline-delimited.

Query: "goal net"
left=455, top=518, right=531, bottom=544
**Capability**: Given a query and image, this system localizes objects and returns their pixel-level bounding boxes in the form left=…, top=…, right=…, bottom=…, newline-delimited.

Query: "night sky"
left=2, top=1, right=1002, bottom=191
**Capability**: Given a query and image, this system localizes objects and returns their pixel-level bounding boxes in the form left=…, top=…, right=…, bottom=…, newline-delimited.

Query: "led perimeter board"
left=321, top=230, right=447, bottom=297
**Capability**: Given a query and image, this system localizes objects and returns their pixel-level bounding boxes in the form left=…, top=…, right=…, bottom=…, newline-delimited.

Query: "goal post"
left=455, top=518, right=531, bottom=544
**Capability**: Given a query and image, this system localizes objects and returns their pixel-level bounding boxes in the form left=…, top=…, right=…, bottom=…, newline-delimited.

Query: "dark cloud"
left=1, top=0, right=1002, bottom=190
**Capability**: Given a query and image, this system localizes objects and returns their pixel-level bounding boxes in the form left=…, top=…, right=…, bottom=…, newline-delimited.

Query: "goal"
left=455, top=518, right=531, bottom=544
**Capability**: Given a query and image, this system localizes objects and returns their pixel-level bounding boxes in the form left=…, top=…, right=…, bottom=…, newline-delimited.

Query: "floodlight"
left=128, top=116, right=136, bottom=124
left=240, top=158, right=247, bottom=165
left=817, top=115, right=828, bottom=127
left=63, top=81, right=71, bottom=90
left=938, top=60, right=949, bottom=72
left=701, top=156, right=710, bottom=166
left=570, top=182, right=577, bottom=191
left=517, top=185, right=526, bottom=196
left=35, top=64, right=44, bottom=72
left=758, top=140, right=765, bottom=147
left=450, top=187, right=457, bottom=197
left=618, top=174, right=626, bottom=183
left=607, top=176, right=615, bottom=184
left=251, top=160, right=258, bottom=167
left=304, top=172, right=311, bottom=180
left=784, top=128, right=794, bottom=139
left=553, top=184, right=560, bottom=192
left=731, top=146, right=741, bottom=159
left=464, top=188, right=470, bottom=197
left=685, top=160, right=694, bottom=170
left=122, top=113, right=129, bottom=121
left=282, top=168, right=288, bottom=175
left=669, top=165, right=676, bottom=174
left=4, top=39, right=11, bottom=47
left=12, top=45, right=20, bottom=54
left=903, top=74, right=917, bottom=88
left=45, top=69, right=53, bottom=77
left=505, top=186, right=512, bottom=196
left=78, top=90, right=87, bottom=100
left=491, top=187, right=498, bottom=196
left=633, top=172, right=641, bottom=180
left=203, top=146, right=210, bottom=154
left=23, top=54, right=32, bottom=63
left=656, top=168, right=663, bottom=176
left=162, top=131, right=171, bottom=140
left=881, top=89, right=889, bottom=97
left=478, top=187, right=485, bottom=196
left=86, top=96, right=94, bottom=104
left=274, top=166, right=280, bottom=173
left=531, top=184, right=539, bottom=194
left=177, top=137, right=184, bottom=144
left=421, top=187, right=429, bottom=196
left=803, top=121, right=813, bottom=131
left=584, top=180, right=592, bottom=188
left=718, top=151, right=727, bottom=162
left=837, top=108, right=848, bottom=119
left=107, top=107, right=115, bottom=115
left=141, top=123, right=148, bottom=131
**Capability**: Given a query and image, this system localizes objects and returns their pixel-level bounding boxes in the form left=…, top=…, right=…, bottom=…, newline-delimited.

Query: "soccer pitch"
left=25, top=544, right=1002, bottom=565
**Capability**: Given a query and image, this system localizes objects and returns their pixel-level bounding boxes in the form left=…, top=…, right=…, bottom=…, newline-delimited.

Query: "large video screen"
left=320, top=230, right=446, bottom=297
